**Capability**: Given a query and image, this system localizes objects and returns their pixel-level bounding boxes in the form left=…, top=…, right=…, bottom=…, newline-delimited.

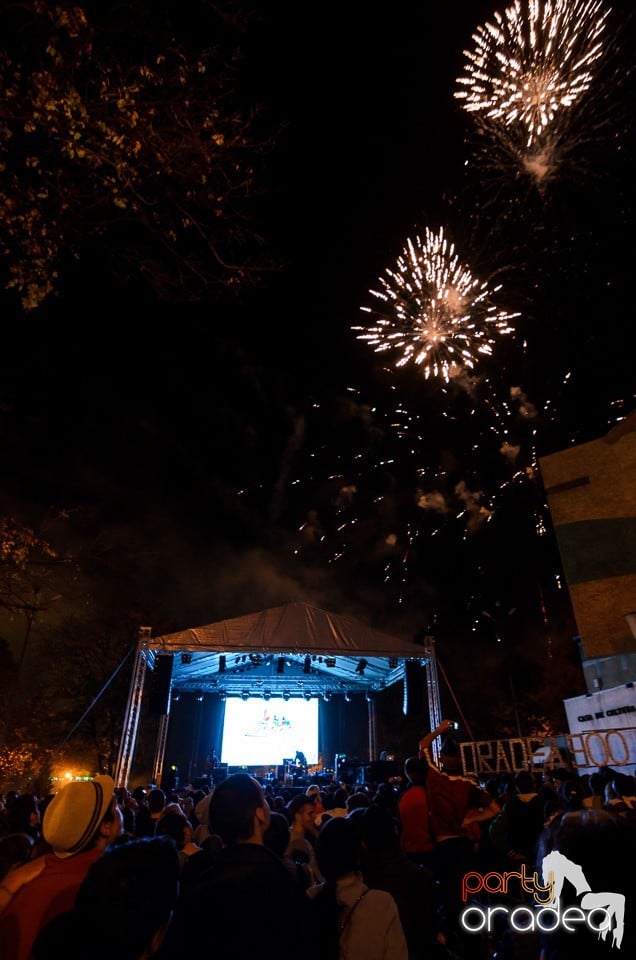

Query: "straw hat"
left=43, top=775, right=115, bottom=859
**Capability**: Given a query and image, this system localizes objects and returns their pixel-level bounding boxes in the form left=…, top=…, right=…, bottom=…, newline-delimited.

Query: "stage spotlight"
left=241, top=690, right=249, bottom=701
left=325, top=657, right=336, bottom=668
left=365, top=690, right=373, bottom=703
left=195, top=690, right=204, bottom=702
left=171, top=689, right=180, bottom=702
left=181, top=653, right=193, bottom=665
left=303, top=656, right=311, bottom=674
left=388, top=657, right=398, bottom=669
left=218, top=655, right=226, bottom=673
left=323, top=690, right=332, bottom=702
left=277, top=657, right=285, bottom=674
left=304, top=691, right=312, bottom=701
left=282, top=690, right=291, bottom=701
left=344, top=691, right=352, bottom=703
left=355, top=658, right=368, bottom=675
left=219, top=691, right=226, bottom=701
left=263, top=690, right=271, bottom=700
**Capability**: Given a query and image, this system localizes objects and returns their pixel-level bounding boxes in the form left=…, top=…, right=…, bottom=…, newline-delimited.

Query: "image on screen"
left=219, top=697, right=319, bottom=766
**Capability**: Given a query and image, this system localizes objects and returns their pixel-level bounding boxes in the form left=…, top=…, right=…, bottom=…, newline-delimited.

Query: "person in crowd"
left=154, top=809, right=202, bottom=873
left=488, top=769, right=545, bottom=870
left=582, top=770, right=606, bottom=810
left=495, top=775, right=515, bottom=810
left=307, top=813, right=408, bottom=960
left=0, top=774, right=123, bottom=960
left=305, top=783, right=326, bottom=824
left=315, top=786, right=349, bottom=827
left=263, top=809, right=312, bottom=887
left=603, top=771, right=636, bottom=818
left=134, top=787, right=166, bottom=837
left=31, top=835, right=180, bottom=960
left=204, top=748, right=219, bottom=776
left=131, top=785, right=148, bottom=805
left=0, top=833, right=36, bottom=882
left=541, top=768, right=574, bottom=825
left=154, top=773, right=317, bottom=960
left=419, top=719, right=499, bottom=960
left=345, top=790, right=371, bottom=814
left=537, top=807, right=636, bottom=959
left=371, top=781, right=401, bottom=820
left=541, top=772, right=586, bottom=830
left=398, top=756, right=434, bottom=870
left=285, top=793, right=323, bottom=883
left=0, top=793, right=43, bottom=847
left=191, top=786, right=214, bottom=845
left=268, top=793, right=288, bottom=816
left=188, top=788, right=208, bottom=830
left=114, top=786, right=137, bottom=837
left=558, top=775, right=586, bottom=814
left=179, top=792, right=195, bottom=824
left=359, top=801, right=439, bottom=960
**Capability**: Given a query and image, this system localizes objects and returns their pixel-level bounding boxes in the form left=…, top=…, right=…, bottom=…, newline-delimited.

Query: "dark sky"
left=1, top=0, right=634, bottom=686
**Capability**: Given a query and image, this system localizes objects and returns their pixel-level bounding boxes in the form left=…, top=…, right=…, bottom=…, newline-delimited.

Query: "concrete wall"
left=539, top=413, right=636, bottom=661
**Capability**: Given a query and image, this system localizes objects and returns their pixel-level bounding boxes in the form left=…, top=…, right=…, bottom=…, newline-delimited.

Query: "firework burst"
left=354, top=227, right=518, bottom=382
left=455, top=0, right=611, bottom=147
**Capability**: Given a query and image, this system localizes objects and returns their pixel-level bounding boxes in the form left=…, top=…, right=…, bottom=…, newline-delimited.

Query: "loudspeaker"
left=338, top=762, right=364, bottom=784
left=316, top=773, right=334, bottom=785
left=192, top=776, right=211, bottom=790
left=213, top=765, right=228, bottom=785
left=404, top=660, right=424, bottom=718
left=148, top=655, right=174, bottom=714
left=367, top=760, right=402, bottom=783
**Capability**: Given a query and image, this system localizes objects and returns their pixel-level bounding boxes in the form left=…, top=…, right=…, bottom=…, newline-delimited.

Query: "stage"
left=171, top=757, right=404, bottom=793
left=114, top=608, right=441, bottom=790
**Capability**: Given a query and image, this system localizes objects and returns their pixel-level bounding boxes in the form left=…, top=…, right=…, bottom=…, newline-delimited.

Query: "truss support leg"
left=114, top=627, right=151, bottom=788
left=367, top=695, right=377, bottom=764
left=152, top=711, right=171, bottom=788
left=425, top=638, right=442, bottom=765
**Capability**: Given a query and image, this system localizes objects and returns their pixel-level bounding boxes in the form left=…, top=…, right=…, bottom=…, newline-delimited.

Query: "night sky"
left=1, top=1, right=634, bottom=737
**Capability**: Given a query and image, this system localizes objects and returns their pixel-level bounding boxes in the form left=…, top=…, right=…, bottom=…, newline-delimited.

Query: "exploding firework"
left=354, top=227, right=518, bottom=382
left=455, top=0, right=611, bottom=147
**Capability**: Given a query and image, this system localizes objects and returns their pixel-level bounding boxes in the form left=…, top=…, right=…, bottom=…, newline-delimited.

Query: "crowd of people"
left=1, top=718, right=635, bottom=960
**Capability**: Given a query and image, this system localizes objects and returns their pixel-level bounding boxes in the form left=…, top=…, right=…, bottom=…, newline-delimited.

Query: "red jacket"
left=0, top=847, right=103, bottom=960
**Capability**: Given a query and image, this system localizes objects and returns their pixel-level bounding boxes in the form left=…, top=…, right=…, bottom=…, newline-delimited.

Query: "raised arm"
left=418, top=718, right=455, bottom=758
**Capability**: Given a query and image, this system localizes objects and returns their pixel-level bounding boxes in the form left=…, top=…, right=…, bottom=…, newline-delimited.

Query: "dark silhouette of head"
left=32, top=836, right=180, bottom=960
left=315, top=815, right=362, bottom=883
left=263, top=810, right=291, bottom=858
left=404, top=756, right=427, bottom=784
left=208, top=773, right=269, bottom=845
left=440, top=738, right=462, bottom=772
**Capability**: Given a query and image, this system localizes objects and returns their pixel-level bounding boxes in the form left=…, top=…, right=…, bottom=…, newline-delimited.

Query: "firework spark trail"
left=455, top=0, right=611, bottom=147
left=354, top=227, right=518, bottom=382
left=287, top=377, right=541, bottom=573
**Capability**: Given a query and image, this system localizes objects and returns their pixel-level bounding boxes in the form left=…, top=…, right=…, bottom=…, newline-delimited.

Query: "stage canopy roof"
left=148, top=601, right=434, bottom=699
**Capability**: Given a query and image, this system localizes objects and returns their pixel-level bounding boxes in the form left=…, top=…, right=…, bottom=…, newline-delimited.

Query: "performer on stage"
left=204, top=747, right=219, bottom=773
left=294, top=750, right=307, bottom=771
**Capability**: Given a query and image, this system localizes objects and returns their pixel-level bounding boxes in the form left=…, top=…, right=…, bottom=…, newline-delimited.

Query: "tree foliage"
left=0, top=0, right=280, bottom=310
left=36, top=611, right=139, bottom=777
left=0, top=512, right=78, bottom=753
left=0, top=515, right=58, bottom=613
